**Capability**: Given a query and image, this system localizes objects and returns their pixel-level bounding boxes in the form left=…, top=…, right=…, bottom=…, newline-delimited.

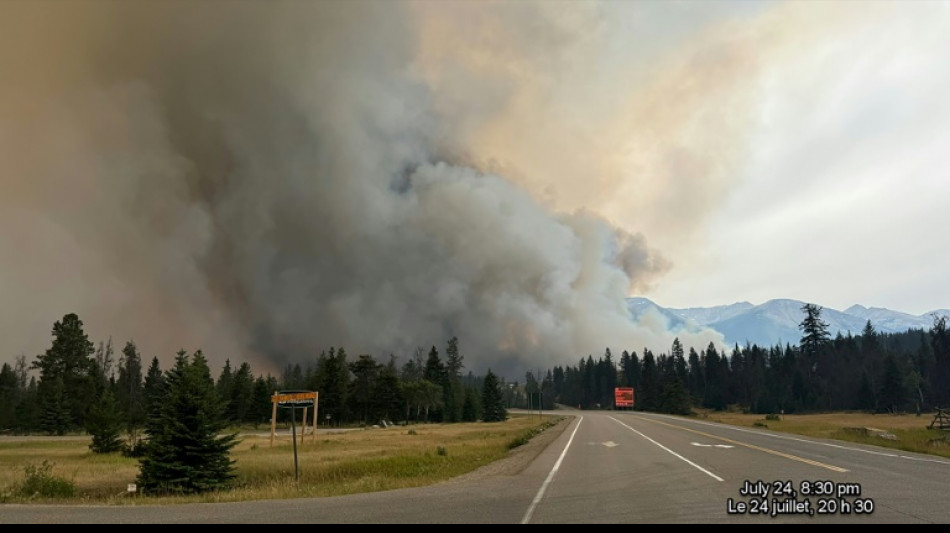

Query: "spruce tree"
left=481, top=369, right=507, bottom=422
left=87, top=387, right=123, bottom=454
left=799, top=303, right=831, bottom=360
left=137, top=350, right=237, bottom=495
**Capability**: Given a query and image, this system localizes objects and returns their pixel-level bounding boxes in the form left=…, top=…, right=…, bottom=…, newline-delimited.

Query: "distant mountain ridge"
left=627, top=297, right=949, bottom=349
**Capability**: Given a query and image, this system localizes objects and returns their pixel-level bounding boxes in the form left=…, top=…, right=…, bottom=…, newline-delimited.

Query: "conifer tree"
left=137, top=350, right=237, bottom=495
left=799, top=303, right=831, bottom=360
left=87, top=387, right=123, bottom=454
left=116, top=341, right=145, bottom=450
left=481, top=369, right=507, bottom=422
left=32, top=313, right=96, bottom=433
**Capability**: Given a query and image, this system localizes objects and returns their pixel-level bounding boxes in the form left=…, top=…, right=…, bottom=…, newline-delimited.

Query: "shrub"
left=15, top=460, right=76, bottom=500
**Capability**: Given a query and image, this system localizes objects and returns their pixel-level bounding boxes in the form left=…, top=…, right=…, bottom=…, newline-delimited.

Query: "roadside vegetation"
left=694, top=408, right=950, bottom=459
left=0, top=414, right=564, bottom=505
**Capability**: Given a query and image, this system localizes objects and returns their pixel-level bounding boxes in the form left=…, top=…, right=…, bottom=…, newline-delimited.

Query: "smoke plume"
left=0, top=0, right=737, bottom=378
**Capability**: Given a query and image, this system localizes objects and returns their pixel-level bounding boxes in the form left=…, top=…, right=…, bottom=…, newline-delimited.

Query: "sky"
left=1, top=0, right=948, bottom=380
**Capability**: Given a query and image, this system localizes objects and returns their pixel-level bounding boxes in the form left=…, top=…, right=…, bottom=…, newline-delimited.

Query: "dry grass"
left=694, top=408, right=950, bottom=458
left=0, top=414, right=564, bottom=505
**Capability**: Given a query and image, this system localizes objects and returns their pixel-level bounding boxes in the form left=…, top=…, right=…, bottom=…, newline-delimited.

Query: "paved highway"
left=4, top=410, right=950, bottom=523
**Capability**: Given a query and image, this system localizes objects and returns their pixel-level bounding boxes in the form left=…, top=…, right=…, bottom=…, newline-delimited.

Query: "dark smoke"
left=0, top=0, right=724, bottom=379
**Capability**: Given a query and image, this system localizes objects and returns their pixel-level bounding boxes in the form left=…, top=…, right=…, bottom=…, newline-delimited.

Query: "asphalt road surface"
left=4, top=410, right=950, bottom=523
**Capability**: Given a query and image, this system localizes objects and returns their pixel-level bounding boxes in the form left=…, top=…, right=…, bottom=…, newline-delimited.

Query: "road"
left=4, top=410, right=950, bottom=523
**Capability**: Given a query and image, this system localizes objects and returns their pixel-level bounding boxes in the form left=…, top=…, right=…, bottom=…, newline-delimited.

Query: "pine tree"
left=116, top=340, right=145, bottom=451
left=799, top=303, right=831, bottom=360
left=424, top=346, right=446, bottom=421
left=443, top=337, right=465, bottom=423
left=137, top=350, right=238, bottom=495
left=32, top=313, right=96, bottom=433
left=481, top=369, right=507, bottom=422
left=87, top=387, right=123, bottom=454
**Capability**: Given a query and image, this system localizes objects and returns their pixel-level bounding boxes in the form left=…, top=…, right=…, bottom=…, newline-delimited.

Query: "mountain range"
left=626, top=297, right=950, bottom=349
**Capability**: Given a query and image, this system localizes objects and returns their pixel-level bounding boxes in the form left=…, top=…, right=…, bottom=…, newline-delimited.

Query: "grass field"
left=3, top=408, right=949, bottom=505
left=0, top=414, right=564, bottom=505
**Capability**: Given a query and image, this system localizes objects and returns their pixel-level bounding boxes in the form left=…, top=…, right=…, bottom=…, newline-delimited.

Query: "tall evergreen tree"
left=481, top=369, right=507, bottom=422
left=216, top=359, right=235, bottom=418
left=0, top=363, right=17, bottom=430
left=348, top=354, right=381, bottom=425
left=930, top=314, right=950, bottom=407
left=638, top=350, right=660, bottom=411
left=424, top=346, right=446, bottom=421
left=137, top=350, right=237, bottom=495
left=230, top=362, right=255, bottom=425
left=799, top=303, right=831, bottom=361
left=252, top=374, right=277, bottom=427
left=116, top=341, right=145, bottom=451
left=687, top=347, right=704, bottom=403
left=32, top=313, right=96, bottom=433
left=374, top=355, right=403, bottom=423
left=38, top=377, right=71, bottom=435
left=443, top=337, right=465, bottom=423
left=142, top=356, right=166, bottom=446
left=702, top=343, right=726, bottom=410
left=319, top=347, right=350, bottom=425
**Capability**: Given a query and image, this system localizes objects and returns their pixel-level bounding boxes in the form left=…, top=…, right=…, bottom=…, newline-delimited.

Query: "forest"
left=2, top=303, right=948, bottom=440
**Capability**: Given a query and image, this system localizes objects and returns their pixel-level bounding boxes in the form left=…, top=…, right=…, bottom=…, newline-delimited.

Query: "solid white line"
left=521, top=416, right=583, bottom=524
left=611, top=417, right=725, bottom=482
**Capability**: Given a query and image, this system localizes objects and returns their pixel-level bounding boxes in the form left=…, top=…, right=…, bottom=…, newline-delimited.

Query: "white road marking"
left=611, top=417, right=724, bottom=482
left=691, top=442, right=734, bottom=448
left=522, top=416, right=583, bottom=524
left=645, top=412, right=950, bottom=466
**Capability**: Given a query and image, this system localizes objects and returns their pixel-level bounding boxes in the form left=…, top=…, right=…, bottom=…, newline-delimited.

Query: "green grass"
left=0, top=414, right=565, bottom=505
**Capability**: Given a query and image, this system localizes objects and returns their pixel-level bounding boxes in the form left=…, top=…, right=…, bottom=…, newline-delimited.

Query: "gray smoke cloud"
left=0, top=0, right=726, bottom=379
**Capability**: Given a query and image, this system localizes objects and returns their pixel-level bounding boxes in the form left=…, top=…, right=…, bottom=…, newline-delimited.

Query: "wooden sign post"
left=270, top=390, right=318, bottom=447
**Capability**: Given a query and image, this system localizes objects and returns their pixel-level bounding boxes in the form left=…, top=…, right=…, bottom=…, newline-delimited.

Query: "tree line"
left=547, top=303, right=950, bottom=415
left=2, top=305, right=948, bottom=494
left=0, top=315, right=513, bottom=440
